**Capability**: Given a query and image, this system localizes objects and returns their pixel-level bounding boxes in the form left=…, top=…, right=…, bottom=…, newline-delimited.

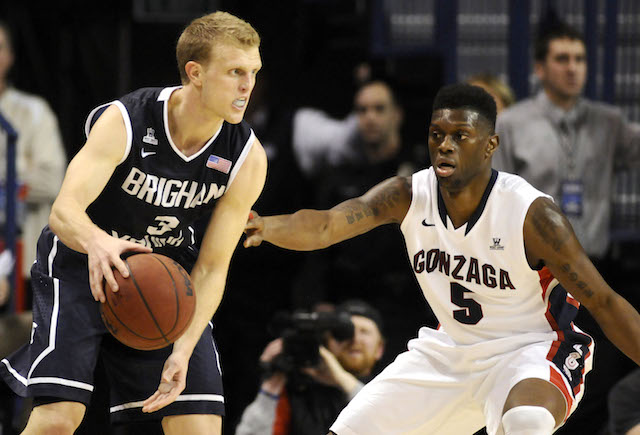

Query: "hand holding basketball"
left=87, top=233, right=152, bottom=303
left=100, top=253, right=196, bottom=350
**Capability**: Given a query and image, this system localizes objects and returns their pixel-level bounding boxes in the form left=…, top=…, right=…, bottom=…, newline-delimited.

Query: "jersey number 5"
left=450, top=283, right=484, bottom=325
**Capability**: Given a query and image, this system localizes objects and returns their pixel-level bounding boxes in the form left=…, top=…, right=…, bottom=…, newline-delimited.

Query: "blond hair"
left=176, top=11, right=260, bottom=84
left=466, top=73, right=516, bottom=109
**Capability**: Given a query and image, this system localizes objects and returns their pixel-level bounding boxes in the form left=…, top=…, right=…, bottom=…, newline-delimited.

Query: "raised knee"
left=502, top=406, right=556, bottom=435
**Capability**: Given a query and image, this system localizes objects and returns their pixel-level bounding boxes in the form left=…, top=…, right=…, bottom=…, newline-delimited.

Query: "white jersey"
left=400, top=168, right=581, bottom=353
left=331, top=168, right=594, bottom=435
left=331, top=169, right=595, bottom=434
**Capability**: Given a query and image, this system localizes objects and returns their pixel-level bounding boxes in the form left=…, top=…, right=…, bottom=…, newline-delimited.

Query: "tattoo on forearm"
left=338, top=183, right=402, bottom=225
left=340, top=204, right=374, bottom=224
left=560, top=263, right=594, bottom=298
left=369, top=186, right=401, bottom=215
left=531, top=205, right=570, bottom=252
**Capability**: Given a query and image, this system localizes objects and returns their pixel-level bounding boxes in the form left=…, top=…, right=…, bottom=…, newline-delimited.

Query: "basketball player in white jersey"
left=244, top=84, right=640, bottom=434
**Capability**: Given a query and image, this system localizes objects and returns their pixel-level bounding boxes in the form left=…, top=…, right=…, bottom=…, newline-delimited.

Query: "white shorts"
left=331, top=326, right=593, bottom=435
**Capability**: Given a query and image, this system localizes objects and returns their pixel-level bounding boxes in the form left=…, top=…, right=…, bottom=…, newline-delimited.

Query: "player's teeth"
left=233, top=99, right=246, bottom=108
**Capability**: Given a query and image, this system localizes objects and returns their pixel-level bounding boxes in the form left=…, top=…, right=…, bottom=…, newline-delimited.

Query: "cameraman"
left=235, top=300, right=385, bottom=435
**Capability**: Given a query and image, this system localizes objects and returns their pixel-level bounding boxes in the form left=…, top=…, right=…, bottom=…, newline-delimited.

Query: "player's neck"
left=439, top=169, right=492, bottom=229
left=168, top=87, right=224, bottom=156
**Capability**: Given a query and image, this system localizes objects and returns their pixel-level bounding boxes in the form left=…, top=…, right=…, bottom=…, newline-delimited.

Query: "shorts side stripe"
left=28, top=236, right=60, bottom=379
left=549, top=366, right=573, bottom=422
left=2, top=359, right=27, bottom=385
left=209, top=321, right=222, bottom=375
left=109, top=394, right=225, bottom=413
left=2, top=359, right=94, bottom=391
left=28, top=377, right=94, bottom=391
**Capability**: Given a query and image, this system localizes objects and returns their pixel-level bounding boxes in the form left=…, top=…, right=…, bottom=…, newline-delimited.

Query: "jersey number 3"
left=451, top=283, right=484, bottom=325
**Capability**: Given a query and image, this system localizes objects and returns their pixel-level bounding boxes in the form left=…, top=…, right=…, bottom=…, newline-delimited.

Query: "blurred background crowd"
left=0, top=0, right=639, bottom=434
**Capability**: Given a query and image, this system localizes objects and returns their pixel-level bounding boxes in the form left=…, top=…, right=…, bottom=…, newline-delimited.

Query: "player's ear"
left=185, top=61, right=203, bottom=86
left=485, top=134, right=499, bottom=158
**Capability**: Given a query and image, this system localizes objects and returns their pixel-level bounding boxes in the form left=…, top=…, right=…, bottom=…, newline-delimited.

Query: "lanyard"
left=555, top=117, right=579, bottom=180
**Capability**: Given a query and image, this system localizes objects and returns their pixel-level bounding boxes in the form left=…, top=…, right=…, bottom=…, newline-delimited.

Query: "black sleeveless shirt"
left=84, top=86, right=255, bottom=260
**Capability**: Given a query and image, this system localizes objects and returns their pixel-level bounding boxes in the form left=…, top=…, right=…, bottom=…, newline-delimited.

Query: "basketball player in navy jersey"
left=0, top=11, right=266, bottom=435
left=244, top=84, right=640, bottom=434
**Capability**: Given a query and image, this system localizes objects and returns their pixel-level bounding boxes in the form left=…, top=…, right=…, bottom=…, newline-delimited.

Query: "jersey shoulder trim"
left=228, top=129, right=256, bottom=187
left=84, top=100, right=133, bottom=165
left=157, top=86, right=181, bottom=102
left=400, top=167, right=434, bottom=233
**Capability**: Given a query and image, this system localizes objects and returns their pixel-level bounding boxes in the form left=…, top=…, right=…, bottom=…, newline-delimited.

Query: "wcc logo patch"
left=489, top=238, right=504, bottom=250
left=143, top=127, right=158, bottom=145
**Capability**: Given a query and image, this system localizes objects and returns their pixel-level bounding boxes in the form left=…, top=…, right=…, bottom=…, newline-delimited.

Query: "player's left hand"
left=142, top=352, right=189, bottom=413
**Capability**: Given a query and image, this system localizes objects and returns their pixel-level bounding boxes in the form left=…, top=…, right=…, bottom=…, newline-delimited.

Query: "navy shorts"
left=0, top=227, right=224, bottom=423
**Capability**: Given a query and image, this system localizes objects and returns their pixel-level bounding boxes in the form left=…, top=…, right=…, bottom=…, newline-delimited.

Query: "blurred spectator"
left=493, top=19, right=640, bottom=263
left=0, top=20, right=66, bottom=290
left=0, top=249, right=12, bottom=309
left=608, top=368, right=640, bottom=435
left=466, top=73, right=516, bottom=114
left=235, top=300, right=385, bottom=435
left=492, top=17, right=640, bottom=434
left=292, top=79, right=414, bottom=181
left=286, top=79, right=432, bottom=364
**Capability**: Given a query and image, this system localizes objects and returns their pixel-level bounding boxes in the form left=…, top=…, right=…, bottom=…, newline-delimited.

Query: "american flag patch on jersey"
left=206, top=155, right=232, bottom=174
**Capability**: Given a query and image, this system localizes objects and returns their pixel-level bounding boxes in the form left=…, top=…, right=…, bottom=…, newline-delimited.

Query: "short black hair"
left=534, top=20, right=584, bottom=62
left=355, top=78, right=399, bottom=107
left=432, top=83, right=497, bottom=131
left=337, top=299, right=384, bottom=334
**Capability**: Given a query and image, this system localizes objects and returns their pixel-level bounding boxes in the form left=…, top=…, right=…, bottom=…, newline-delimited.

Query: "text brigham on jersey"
left=121, top=166, right=226, bottom=208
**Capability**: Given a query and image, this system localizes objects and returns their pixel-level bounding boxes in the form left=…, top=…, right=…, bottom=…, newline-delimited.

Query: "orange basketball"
left=100, top=253, right=196, bottom=350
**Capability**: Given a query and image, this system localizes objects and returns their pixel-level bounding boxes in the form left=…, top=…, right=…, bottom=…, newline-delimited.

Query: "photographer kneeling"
left=236, top=300, right=385, bottom=435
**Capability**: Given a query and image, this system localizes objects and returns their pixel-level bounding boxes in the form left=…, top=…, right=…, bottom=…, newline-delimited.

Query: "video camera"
left=264, top=310, right=355, bottom=373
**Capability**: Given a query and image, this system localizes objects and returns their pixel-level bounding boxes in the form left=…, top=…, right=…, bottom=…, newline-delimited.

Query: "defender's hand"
left=142, top=352, right=189, bottom=413
left=86, top=234, right=152, bottom=303
left=244, top=210, right=265, bottom=247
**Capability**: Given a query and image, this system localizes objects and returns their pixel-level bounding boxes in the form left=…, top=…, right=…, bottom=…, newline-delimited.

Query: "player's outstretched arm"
left=49, top=105, right=152, bottom=302
left=244, top=175, right=412, bottom=251
left=524, top=197, right=640, bottom=366
left=142, top=139, right=267, bottom=413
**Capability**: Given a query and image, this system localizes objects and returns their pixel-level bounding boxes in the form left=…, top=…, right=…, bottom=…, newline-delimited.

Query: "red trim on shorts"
left=546, top=330, right=564, bottom=361
left=537, top=267, right=554, bottom=300
left=566, top=295, right=580, bottom=309
left=549, top=366, right=573, bottom=422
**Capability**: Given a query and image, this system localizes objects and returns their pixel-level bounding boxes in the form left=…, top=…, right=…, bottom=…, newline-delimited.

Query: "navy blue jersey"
left=84, top=86, right=255, bottom=259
